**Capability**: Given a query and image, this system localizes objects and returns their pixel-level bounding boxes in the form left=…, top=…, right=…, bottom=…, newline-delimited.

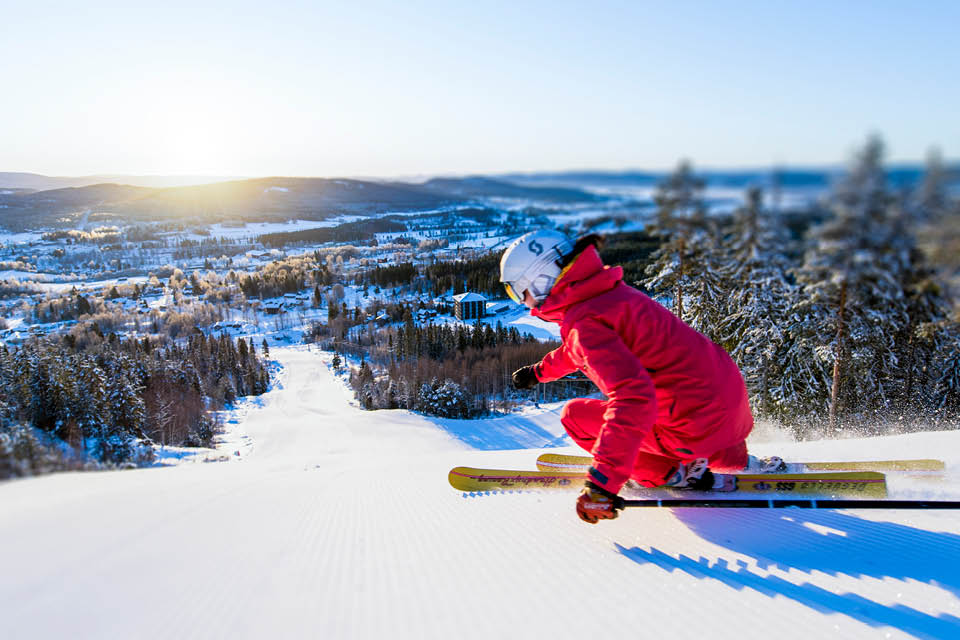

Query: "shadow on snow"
left=617, top=509, right=960, bottom=639
left=424, top=406, right=570, bottom=450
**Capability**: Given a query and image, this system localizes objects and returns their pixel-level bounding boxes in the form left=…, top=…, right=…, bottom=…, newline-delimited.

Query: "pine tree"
left=914, top=148, right=951, bottom=223
left=889, top=211, right=951, bottom=413
left=357, top=358, right=374, bottom=386
left=643, top=161, right=723, bottom=335
left=790, top=136, right=906, bottom=428
left=106, top=359, right=148, bottom=442
left=933, top=323, right=960, bottom=415
left=717, top=187, right=798, bottom=416
left=683, top=219, right=729, bottom=341
left=73, top=355, right=111, bottom=459
left=76, top=294, right=91, bottom=316
left=217, top=376, right=237, bottom=405
left=28, top=352, right=59, bottom=433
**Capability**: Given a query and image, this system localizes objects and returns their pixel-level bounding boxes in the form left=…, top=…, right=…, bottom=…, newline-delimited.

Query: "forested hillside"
left=0, top=332, right=270, bottom=478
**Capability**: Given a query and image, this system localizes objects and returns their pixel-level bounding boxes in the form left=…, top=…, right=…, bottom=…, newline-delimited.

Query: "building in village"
left=263, top=301, right=284, bottom=315
left=453, top=292, right=487, bottom=321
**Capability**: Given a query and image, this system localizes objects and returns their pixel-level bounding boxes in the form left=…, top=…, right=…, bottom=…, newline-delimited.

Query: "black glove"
left=511, top=365, right=539, bottom=390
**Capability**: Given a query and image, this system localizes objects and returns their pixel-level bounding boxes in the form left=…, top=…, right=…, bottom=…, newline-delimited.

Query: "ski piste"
left=448, top=466, right=888, bottom=497
left=535, top=452, right=945, bottom=473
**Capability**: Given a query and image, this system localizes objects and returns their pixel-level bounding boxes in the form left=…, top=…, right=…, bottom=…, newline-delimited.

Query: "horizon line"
left=3, top=158, right=957, bottom=184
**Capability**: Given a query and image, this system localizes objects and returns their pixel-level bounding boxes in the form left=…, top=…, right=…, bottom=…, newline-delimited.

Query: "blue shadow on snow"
left=424, top=409, right=570, bottom=451
left=618, top=509, right=960, bottom=639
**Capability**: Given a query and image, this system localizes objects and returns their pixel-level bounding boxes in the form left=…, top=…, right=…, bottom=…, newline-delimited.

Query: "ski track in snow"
left=2, top=346, right=960, bottom=639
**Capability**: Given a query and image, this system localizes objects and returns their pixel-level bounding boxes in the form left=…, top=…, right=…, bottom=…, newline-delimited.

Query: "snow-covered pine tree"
left=716, top=187, right=798, bottom=416
left=384, top=379, right=399, bottom=410
left=685, top=224, right=729, bottom=343
left=0, top=346, right=11, bottom=425
left=27, top=350, right=57, bottom=432
left=932, top=322, right=960, bottom=416
left=73, top=354, right=113, bottom=461
left=764, top=299, right=835, bottom=428
left=434, top=379, right=469, bottom=418
left=216, top=375, right=237, bottom=406
left=906, top=151, right=960, bottom=413
left=912, top=149, right=960, bottom=418
left=105, top=355, right=149, bottom=452
left=644, top=161, right=704, bottom=318
left=414, top=378, right=469, bottom=418
left=886, top=202, right=952, bottom=414
left=789, top=136, right=906, bottom=428
left=643, top=161, right=727, bottom=340
left=47, top=352, right=82, bottom=445
left=913, top=148, right=951, bottom=224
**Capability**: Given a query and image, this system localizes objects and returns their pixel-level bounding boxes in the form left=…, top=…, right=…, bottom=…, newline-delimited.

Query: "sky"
left=2, top=0, right=958, bottom=177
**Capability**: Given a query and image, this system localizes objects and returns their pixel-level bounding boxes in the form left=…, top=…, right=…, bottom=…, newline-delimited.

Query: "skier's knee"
left=561, top=398, right=598, bottom=442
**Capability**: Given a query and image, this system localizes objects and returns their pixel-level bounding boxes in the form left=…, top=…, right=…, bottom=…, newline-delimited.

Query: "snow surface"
left=0, top=231, right=45, bottom=245
left=196, top=218, right=367, bottom=241
left=2, top=346, right=960, bottom=639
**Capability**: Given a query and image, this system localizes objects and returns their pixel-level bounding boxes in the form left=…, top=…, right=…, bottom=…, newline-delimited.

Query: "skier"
left=500, top=230, right=754, bottom=524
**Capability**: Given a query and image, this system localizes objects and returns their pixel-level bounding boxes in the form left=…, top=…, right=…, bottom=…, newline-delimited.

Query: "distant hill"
left=118, top=177, right=454, bottom=219
left=0, top=174, right=603, bottom=231
left=0, top=177, right=456, bottom=231
left=502, top=165, right=958, bottom=191
left=0, top=172, right=242, bottom=191
left=3, top=165, right=955, bottom=232
left=501, top=170, right=663, bottom=186
left=421, top=176, right=599, bottom=203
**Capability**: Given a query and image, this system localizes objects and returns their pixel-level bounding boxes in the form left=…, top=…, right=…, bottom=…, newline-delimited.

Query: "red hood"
left=531, top=246, right=623, bottom=324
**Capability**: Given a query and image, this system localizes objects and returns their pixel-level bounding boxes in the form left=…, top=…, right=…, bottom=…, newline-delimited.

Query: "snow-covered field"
left=196, top=218, right=368, bottom=241
left=0, top=231, right=45, bottom=244
left=2, top=346, right=960, bottom=639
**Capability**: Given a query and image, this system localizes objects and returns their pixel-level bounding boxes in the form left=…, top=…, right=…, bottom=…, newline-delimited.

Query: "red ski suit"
left=531, top=245, right=753, bottom=494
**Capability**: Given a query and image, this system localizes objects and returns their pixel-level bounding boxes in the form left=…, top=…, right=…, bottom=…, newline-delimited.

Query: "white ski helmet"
left=499, top=230, right=573, bottom=305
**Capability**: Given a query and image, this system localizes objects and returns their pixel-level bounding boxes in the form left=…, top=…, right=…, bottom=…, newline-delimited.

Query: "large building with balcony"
left=453, top=292, right=487, bottom=321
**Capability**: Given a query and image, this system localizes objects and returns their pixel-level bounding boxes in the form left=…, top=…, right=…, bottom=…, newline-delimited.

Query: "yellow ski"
left=535, top=452, right=943, bottom=473
left=449, top=467, right=584, bottom=492
left=728, top=471, right=886, bottom=497
left=449, top=466, right=887, bottom=497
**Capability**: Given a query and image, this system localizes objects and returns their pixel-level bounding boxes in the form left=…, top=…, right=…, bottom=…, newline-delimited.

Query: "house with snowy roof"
left=453, top=292, right=487, bottom=321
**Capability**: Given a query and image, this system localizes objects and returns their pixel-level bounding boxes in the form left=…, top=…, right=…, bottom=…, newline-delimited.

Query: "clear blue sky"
left=2, top=0, right=957, bottom=177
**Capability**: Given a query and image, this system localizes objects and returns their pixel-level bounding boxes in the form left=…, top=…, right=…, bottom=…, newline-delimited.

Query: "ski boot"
left=747, top=455, right=788, bottom=473
left=666, top=458, right=737, bottom=492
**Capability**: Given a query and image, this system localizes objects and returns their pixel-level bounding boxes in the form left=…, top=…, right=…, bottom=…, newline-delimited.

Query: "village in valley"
left=0, top=199, right=540, bottom=351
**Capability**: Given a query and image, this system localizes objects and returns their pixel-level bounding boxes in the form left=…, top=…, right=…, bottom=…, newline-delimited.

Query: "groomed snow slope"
left=3, top=347, right=960, bottom=640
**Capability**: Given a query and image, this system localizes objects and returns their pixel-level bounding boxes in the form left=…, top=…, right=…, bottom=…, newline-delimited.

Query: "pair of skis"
left=449, top=454, right=956, bottom=510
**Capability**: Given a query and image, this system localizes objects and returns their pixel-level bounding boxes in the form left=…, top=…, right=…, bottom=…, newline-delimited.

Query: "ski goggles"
left=503, top=281, right=523, bottom=304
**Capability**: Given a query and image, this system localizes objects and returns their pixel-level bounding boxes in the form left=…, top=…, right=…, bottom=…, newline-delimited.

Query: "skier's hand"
left=576, top=482, right=624, bottom=524
left=511, top=365, right=539, bottom=390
